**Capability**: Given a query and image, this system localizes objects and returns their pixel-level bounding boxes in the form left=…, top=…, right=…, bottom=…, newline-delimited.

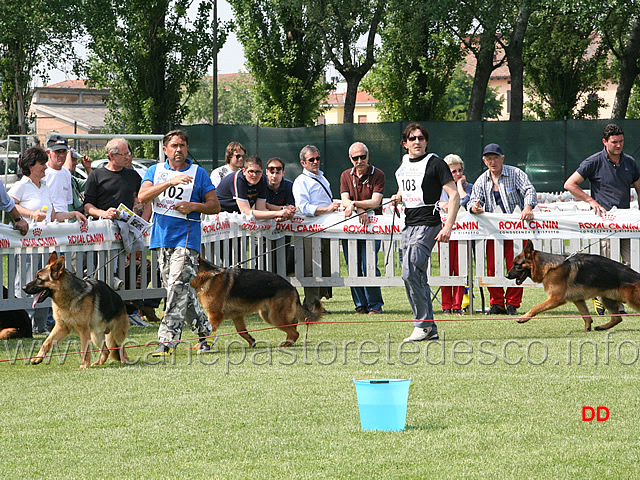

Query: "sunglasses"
left=407, top=135, right=426, bottom=142
left=245, top=169, right=263, bottom=175
left=450, top=168, right=463, bottom=173
left=351, top=154, right=367, bottom=161
left=267, top=166, right=283, bottom=173
left=235, top=154, right=245, bottom=160
left=306, top=156, right=321, bottom=163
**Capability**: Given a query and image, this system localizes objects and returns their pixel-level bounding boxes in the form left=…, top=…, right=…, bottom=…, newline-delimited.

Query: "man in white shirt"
left=292, top=145, right=340, bottom=308
left=44, top=135, right=73, bottom=213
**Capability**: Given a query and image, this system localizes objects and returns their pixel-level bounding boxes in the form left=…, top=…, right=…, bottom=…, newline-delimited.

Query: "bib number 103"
left=401, top=178, right=417, bottom=192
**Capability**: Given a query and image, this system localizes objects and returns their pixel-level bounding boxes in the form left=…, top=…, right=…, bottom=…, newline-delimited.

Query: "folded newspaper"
left=116, top=203, right=151, bottom=252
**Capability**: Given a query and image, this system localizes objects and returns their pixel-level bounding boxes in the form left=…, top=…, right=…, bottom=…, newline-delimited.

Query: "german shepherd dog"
left=23, top=252, right=129, bottom=368
left=191, top=256, right=324, bottom=346
left=0, top=287, right=32, bottom=340
left=506, top=240, right=640, bottom=331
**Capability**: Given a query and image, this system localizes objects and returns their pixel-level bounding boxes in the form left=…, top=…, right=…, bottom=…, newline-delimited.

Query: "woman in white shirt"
left=8, top=146, right=86, bottom=334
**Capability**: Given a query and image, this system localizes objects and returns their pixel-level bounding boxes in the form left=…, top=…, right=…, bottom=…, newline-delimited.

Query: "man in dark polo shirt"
left=340, top=141, right=385, bottom=314
left=564, top=123, right=640, bottom=314
left=216, top=154, right=295, bottom=220
left=264, top=157, right=295, bottom=209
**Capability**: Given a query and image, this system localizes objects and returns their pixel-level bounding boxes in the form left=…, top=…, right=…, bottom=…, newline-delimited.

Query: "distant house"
left=29, top=80, right=109, bottom=136
left=320, top=88, right=380, bottom=124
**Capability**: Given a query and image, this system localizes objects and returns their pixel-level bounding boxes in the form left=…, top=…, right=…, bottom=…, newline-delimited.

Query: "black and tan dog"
left=23, top=252, right=129, bottom=368
left=506, top=240, right=640, bottom=331
left=191, top=256, right=324, bottom=346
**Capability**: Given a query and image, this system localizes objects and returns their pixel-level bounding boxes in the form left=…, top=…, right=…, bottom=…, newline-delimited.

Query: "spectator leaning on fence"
left=139, top=129, right=221, bottom=357
left=339, top=141, right=385, bottom=315
left=563, top=123, right=640, bottom=315
left=292, top=144, right=341, bottom=310
left=210, top=141, right=247, bottom=188
left=438, top=154, right=473, bottom=314
left=216, top=154, right=295, bottom=221
left=469, top=143, right=537, bottom=316
left=392, top=123, right=460, bottom=342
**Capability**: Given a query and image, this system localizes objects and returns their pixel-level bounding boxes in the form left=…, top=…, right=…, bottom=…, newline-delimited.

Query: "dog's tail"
left=0, top=328, right=18, bottom=340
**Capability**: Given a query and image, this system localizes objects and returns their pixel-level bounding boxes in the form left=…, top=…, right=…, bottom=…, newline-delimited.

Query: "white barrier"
left=3, top=207, right=639, bottom=314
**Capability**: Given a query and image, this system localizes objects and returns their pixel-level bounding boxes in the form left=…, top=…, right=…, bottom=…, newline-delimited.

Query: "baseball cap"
left=70, top=148, right=82, bottom=159
left=482, top=143, right=504, bottom=156
left=47, top=134, right=68, bottom=151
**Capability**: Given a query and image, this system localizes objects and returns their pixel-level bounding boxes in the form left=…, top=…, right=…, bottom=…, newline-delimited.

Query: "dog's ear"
left=51, top=256, right=66, bottom=280
left=47, top=251, right=58, bottom=265
left=524, top=240, right=535, bottom=256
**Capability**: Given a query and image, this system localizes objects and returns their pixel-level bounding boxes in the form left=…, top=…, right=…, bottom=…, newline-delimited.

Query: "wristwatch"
left=13, top=216, right=23, bottom=223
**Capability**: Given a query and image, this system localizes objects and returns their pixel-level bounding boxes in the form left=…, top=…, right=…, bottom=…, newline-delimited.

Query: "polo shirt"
left=339, top=164, right=385, bottom=215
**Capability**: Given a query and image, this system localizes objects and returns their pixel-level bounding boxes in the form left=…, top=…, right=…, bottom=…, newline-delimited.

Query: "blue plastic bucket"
left=353, top=379, right=411, bottom=431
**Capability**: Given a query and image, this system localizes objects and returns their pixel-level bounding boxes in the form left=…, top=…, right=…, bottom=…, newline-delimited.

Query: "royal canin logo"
left=291, top=216, right=304, bottom=224
left=80, top=223, right=89, bottom=233
left=602, top=213, right=616, bottom=221
left=32, top=227, right=42, bottom=237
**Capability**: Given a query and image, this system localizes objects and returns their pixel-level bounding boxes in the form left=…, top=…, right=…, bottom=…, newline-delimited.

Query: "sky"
left=44, top=0, right=246, bottom=85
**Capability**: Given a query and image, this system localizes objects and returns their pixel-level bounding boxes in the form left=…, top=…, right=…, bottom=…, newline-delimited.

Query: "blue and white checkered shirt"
left=469, top=164, right=537, bottom=213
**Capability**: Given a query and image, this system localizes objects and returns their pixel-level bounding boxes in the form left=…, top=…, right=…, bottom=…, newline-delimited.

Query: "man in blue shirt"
left=139, top=130, right=220, bottom=356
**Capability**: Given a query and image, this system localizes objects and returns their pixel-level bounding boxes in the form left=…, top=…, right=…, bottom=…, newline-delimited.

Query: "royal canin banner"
left=0, top=219, right=119, bottom=249
left=3, top=207, right=640, bottom=249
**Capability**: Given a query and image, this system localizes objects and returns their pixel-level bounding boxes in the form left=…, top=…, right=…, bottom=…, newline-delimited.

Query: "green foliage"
left=183, top=74, right=255, bottom=125
left=0, top=0, right=75, bottom=136
left=80, top=0, right=228, bottom=156
left=361, top=0, right=462, bottom=121
left=229, top=0, right=331, bottom=127
left=445, top=67, right=504, bottom=121
left=523, top=1, right=610, bottom=120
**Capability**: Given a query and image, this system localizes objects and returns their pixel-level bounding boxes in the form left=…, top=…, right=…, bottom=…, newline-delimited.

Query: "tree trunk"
left=342, top=73, right=361, bottom=124
left=467, top=31, right=497, bottom=121
left=504, top=0, right=530, bottom=121
left=612, top=17, right=640, bottom=119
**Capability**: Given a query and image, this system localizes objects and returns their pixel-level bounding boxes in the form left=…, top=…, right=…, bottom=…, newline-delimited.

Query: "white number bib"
left=395, top=154, right=433, bottom=208
left=152, top=163, right=197, bottom=219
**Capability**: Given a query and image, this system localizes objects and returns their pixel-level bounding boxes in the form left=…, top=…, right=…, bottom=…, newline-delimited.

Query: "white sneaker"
left=403, top=326, right=439, bottom=342
left=112, top=276, right=124, bottom=291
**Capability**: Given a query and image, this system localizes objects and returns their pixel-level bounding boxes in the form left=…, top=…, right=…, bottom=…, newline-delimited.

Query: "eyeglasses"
left=450, top=168, right=463, bottom=173
left=235, top=154, right=245, bottom=160
left=113, top=151, right=132, bottom=157
left=245, top=169, right=263, bottom=175
left=351, top=154, right=367, bottom=161
left=306, top=156, right=321, bottom=163
left=267, top=166, right=283, bottom=173
left=407, top=135, right=426, bottom=142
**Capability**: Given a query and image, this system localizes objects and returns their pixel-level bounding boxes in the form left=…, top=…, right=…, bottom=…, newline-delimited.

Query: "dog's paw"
left=594, top=325, right=604, bottom=331
left=30, top=357, right=43, bottom=365
left=516, top=317, right=529, bottom=324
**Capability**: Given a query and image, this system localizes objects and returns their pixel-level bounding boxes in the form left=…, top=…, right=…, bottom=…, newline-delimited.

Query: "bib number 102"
left=166, top=185, right=184, bottom=200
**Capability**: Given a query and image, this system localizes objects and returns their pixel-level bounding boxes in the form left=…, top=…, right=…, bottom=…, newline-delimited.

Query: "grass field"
left=2, top=284, right=640, bottom=479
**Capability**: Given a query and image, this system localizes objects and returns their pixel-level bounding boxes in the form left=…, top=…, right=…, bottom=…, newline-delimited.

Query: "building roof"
left=325, top=91, right=379, bottom=107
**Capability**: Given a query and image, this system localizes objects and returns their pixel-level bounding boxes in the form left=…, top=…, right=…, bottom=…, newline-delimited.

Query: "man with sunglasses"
left=264, top=157, right=295, bottom=210
left=216, top=154, right=295, bottom=221
left=211, top=141, right=247, bottom=188
left=293, top=145, right=341, bottom=309
left=392, top=123, right=460, bottom=342
left=340, top=142, right=385, bottom=315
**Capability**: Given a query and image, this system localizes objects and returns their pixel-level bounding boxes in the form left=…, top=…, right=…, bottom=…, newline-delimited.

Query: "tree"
left=523, top=2, right=610, bottom=120
left=312, top=0, right=385, bottom=123
left=229, top=0, right=331, bottom=127
left=0, top=0, right=74, bottom=138
left=80, top=0, right=228, bottom=155
left=183, top=74, right=254, bottom=124
left=362, top=0, right=462, bottom=121
left=601, top=2, right=640, bottom=119
left=445, top=67, right=503, bottom=121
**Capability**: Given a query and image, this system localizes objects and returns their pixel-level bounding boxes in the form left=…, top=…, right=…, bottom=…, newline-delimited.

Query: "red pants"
left=438, top=240, right=465, bottom=310
left=486, top=239, right=523, bottom=308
